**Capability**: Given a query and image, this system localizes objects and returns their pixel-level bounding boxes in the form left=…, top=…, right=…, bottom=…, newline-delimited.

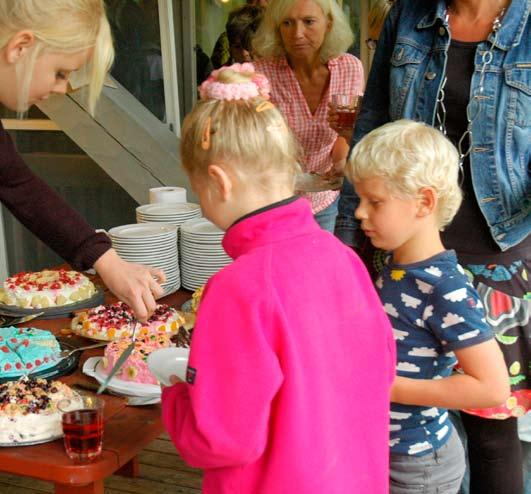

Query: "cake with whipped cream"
left=71, top=301, right=185, bottom=341
left=190, top=285, right=204, bottom=313
left=0, top=269, right=96, bottom=309
left=101, top=333, right=175, bottom=384
left=0, top=377, right=82, bottom=445
left=181, top=285, right=204, bottom=330
left=0, top=327, right=61, bottom=377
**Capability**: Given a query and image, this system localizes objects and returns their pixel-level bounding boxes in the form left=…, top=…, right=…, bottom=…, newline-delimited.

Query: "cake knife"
left=97, top=322, right=140, bottom=395
left=0, top=312, right=44, bottom=327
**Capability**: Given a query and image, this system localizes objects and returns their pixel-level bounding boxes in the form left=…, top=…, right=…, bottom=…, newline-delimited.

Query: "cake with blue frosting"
left=0, top=327, right=60, bottom=377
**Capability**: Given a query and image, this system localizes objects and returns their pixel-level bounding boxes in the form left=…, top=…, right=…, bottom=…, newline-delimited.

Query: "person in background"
left=366, top=0, right=393, bottom=53
left=211, top=0, right=269, bottom=69
left=347, top=119, right=510, bottom=494
left=161, top=63, right=395, bottom=494
left=335, top=1, right=530, bottom=493
left=253, top=0, right=363, bottom=232
left=518, top=413, right=531, bottom=493
left=225, top=5, right=264, bottom=64
left=0, top=0, right=165, bottom=321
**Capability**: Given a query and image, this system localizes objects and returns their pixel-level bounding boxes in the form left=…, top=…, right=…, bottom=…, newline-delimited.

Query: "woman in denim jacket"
left=335, top=1, right=530, bottom=493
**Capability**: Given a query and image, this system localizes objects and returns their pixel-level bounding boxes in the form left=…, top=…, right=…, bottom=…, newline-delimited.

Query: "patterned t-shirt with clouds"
left=377, top=250, right=493, bottom=456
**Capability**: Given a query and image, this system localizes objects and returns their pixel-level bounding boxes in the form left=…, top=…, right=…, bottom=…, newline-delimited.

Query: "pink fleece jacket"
left=162, top=198, right=395, bottom=493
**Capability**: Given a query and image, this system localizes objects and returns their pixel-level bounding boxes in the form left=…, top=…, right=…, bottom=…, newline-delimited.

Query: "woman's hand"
left=93, top=248, right=166, bottom=322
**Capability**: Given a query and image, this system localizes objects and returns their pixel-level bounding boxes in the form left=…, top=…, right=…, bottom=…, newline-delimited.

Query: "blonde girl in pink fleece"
left=161, top=63, right=396, bottom=494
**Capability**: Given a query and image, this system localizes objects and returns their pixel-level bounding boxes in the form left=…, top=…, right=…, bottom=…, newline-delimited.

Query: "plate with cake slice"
left=83, top=329, right=192, bottom=399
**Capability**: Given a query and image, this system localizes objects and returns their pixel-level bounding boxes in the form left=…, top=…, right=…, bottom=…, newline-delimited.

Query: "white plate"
left=181, top=218, right=224, bottom=235
left=109, top=223, right=177, bottom=239
left=147, top=347, right=190, bottom=386
left=137, top=203, right=201, bottom=215
left=83, top=357, right=161, bottom=397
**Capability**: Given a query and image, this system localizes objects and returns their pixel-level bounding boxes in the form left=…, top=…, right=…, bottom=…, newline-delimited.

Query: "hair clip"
left=256, top=101, right=275, bottom=113
left=201, top=117, right=212, bottom=150
left=198, top=63, right=271, bottom=101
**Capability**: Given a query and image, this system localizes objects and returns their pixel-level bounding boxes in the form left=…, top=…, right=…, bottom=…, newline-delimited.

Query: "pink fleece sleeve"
left=161, top=271, right=284, bottom=469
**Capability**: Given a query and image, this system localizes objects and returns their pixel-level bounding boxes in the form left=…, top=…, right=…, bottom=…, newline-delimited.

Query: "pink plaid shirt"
left=254, top=54, right=364, bottom=213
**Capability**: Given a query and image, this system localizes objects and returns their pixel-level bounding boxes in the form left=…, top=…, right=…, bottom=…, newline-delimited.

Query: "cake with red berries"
left=101, top=333, right=175, bottom=384
left=0, top=269, right=96, bottom=309
left=0, top=327, right=61, bottom=377
left=71, top=301, right=185, bottom=341
left=0, top=377, right=82, bottom=445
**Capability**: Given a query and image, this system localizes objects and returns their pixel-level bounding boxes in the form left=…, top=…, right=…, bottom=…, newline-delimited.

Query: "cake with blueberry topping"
left=0, top=327, right=61, bottom=377
left=0, top=377, right=82, bottom=445
left=0, top=269, right=96, bottom=309
left=71, top=301, right=185, bottom=341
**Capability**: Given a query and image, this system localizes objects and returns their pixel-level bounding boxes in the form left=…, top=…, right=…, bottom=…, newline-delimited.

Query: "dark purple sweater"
left=0, top=121, right=112, bottom=270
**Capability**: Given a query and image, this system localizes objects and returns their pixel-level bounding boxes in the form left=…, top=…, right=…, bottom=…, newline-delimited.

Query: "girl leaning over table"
left=0, top=0, right=165, bottom=321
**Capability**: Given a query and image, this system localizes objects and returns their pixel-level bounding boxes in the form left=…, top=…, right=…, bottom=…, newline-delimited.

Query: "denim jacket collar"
left=417, top=0, right=529, bottom=50
left=417, top=1, right=446, bottom=30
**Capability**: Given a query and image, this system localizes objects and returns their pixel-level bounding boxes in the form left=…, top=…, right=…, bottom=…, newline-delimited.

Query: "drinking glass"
left=331, top=94, right=363, bottom=131
left=61, top=395, right=104, bottom=462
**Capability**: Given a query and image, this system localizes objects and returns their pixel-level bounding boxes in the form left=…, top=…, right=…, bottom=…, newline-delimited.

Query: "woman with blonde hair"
left=0, top=0, right=166, bottom=321
left=253, top=0, right=364, bottom=232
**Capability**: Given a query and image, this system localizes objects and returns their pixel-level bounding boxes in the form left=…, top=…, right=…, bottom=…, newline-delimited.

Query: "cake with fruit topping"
left=0, top=377, right=82, bottom=445
left=71, top=301, right=185, bottom=341
left=0, top=269, right=96, bottom=309
left=101, top=333, right=175, bottom=384
left=0, top=327, right=61, bottom=377
left=190, top=285, right=204, bottom=313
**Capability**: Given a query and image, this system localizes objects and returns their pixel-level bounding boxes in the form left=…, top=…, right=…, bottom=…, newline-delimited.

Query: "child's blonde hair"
left=0, top=0, right=114, bottom=115
left=346, top=120, right=463, bottom=229
left=181, top=67, right=300, bottom=189
left=253, top=0, right=354, bottom=62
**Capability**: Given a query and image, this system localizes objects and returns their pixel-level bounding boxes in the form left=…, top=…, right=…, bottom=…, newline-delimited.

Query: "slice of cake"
left=0, top=327, right=61, bottom=377
left=191, top=285, right=204, bottom=313
left=0, top=269, right=96, bottom=309
left=71, top=301, right=185, bottom=341
left=101, top=333, right=175, bottom=385
left=0, top=377, right=83, bottom=444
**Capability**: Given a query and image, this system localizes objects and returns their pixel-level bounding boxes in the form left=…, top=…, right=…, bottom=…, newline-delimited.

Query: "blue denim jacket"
left=335, top=0, right=530, bottom=251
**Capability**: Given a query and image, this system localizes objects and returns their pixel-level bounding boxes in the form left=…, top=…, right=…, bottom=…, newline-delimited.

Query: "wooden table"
left=0, top=286, right=191, bottom=494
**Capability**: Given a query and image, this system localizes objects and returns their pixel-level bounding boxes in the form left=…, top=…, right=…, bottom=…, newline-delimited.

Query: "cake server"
left=97, top=322, right=140, bottom=395
left=0, top=312, right=44, bottom=327
left=57, top=342, right=108, bottom=359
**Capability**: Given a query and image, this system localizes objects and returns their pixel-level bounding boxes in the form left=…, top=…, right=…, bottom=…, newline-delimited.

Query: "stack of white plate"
left=136, top=202, right=202, bottom=227
left=108, top=223, right=180, bottom=295
left=180, top=218, right=232, bottom=290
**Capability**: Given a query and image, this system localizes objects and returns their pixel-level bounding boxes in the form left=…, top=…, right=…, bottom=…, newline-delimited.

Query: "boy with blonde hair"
left=346, top=120, right=510, bottom=494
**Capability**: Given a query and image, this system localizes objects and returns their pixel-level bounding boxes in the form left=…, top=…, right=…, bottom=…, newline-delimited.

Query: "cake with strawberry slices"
left=0, top=327, right=61, bottom=378
left=71, top=301, right=185, bottom=341
left=0, top=269, right=96, bottom=309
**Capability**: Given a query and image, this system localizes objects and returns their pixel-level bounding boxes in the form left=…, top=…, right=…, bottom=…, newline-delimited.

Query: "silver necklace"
left=435, top=5, right=507, bottom=169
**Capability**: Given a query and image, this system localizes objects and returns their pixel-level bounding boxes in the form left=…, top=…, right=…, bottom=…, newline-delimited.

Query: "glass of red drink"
left=331, top=94, right=362, bottom=132
left=61, top=395, right=104, bottom=462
